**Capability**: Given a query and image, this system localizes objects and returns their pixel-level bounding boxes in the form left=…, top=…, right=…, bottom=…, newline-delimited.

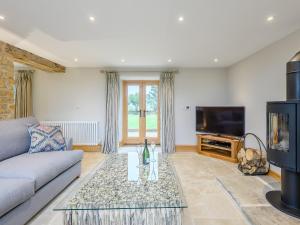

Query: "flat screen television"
left=196, top=107, right=245, bottom=137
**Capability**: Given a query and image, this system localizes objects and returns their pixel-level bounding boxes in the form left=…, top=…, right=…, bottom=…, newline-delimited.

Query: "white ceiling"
left=1, top=0, right=300, bottom=68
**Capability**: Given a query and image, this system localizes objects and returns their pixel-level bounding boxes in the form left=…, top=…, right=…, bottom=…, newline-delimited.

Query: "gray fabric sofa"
left=0, top=117, right=83, bottom=225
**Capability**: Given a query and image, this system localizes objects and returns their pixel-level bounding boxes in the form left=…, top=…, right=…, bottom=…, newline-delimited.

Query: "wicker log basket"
left=237, top=133, right=270, bottom=175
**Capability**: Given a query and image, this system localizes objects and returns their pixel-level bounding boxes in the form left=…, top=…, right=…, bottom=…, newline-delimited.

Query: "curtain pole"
left=100, top=70, right=179, bottom=74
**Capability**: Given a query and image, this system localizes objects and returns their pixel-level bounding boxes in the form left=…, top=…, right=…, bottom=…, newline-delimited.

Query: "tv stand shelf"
left=197, top=134, right=242, bottom=163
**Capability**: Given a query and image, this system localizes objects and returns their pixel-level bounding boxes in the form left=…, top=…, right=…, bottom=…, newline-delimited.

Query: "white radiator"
left=40, top=121, right=100, bottom=145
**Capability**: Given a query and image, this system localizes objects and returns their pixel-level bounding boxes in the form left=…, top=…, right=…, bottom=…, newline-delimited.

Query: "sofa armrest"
left=65, top=138, right=73, bottom=150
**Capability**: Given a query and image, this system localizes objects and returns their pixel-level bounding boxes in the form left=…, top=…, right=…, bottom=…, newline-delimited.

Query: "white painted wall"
left=32, top=68, right=229, bottom=145
left=32, top=68, right=106, bottom=141
left=175, top=68, right=229, bottom=145
left=227, top=29, right=300, bottom=172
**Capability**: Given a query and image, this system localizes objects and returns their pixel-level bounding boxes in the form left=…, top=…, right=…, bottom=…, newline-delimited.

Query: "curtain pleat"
left=160, top=72, right=175, bottom=153
left=15, top=70, right=34, bottom=118
left=103, top=72, right=120, bottom=154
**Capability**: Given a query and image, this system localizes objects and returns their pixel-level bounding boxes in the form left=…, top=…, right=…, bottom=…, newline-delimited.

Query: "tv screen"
left=196, top=107, right=245, bottom=137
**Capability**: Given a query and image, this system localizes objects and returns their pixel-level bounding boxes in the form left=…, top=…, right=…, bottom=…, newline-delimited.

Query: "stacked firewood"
left=237, top=133, right=269, bottom=175
left=237, top=148, right=268, bottom=174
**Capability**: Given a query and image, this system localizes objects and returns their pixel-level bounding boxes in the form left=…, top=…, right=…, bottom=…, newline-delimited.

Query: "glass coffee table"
left=54, top=152, right=187, bottom=225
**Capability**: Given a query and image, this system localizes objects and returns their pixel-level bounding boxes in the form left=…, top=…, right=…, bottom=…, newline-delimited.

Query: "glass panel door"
left=268, top=113, right=289, bottom=151
left=127, top=85, right=140, bottom=138
left=266, top=103, right=296, bottom=170
left=123, top=82, right=142, bottom=144
left=123, top=81, right=160, bottom=145
left=145, top=83, right=159, bottom=142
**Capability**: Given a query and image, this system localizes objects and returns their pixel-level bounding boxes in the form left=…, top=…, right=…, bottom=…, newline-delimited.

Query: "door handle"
left=139, top=110, right=146, bottom=118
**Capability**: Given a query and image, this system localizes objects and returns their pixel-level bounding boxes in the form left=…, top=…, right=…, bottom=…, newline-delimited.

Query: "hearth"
left=266, top=51, right=300, bottom=218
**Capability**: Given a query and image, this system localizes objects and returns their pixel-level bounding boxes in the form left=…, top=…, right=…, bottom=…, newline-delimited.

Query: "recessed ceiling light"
left=89, top=16, right=95, bottom=22
left=178, top=16, right=184, bottom=22
left=0, top=15, right=5, bottom=20
left=74, top=58, right=78, bottom=62
left=121, top=59, right=125, bottom=63
left=214, top=58, right=219, bottom=63
left=167, top=59, right=172, bottom=63
left=267, top=16, right=274, bottom=22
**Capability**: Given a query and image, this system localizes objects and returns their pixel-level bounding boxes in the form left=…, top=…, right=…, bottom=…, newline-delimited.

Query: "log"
left=248, top=166, right=257, bottom=174
left=237, top=148, right=246, bottom=162
left=245, top=148, right=262, bottom=161
left=242, top=157, right=247, bottom=166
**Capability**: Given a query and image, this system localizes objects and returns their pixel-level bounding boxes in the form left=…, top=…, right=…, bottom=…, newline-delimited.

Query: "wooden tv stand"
left=197, top=134, right=242, bottom=163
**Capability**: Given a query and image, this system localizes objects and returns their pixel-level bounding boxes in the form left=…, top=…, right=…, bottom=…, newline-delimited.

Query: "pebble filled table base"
left=64, top=208, right=183, bottom=225
left=55, top=153, right=187, bottom=225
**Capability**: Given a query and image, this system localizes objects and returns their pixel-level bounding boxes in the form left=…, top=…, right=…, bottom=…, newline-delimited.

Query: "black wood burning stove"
left=266, top=51, right=300, bottom=218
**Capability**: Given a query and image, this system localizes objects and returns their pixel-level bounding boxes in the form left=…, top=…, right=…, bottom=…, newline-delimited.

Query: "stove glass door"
left=267, top=102, right=296, bottom=171
left=268, top=113, right=289, bottom=152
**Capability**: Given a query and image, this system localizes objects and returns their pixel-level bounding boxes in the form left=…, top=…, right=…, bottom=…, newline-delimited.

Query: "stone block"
left=0, top=54, right=15, bottom=120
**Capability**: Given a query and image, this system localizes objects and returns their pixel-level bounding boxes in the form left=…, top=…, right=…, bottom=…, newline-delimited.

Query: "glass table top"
left=54, top=152, right=187, bottom=211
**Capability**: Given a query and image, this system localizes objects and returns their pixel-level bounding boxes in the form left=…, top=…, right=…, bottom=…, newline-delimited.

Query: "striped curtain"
left=160, top=72, right=175, bottom=153
left=15, top=70, right=34, bottom=118
left=102, top=72, right=120, bottom=154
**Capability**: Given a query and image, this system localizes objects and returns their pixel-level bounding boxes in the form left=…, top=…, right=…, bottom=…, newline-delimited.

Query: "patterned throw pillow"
left=28, top=124, right=66, bottom=153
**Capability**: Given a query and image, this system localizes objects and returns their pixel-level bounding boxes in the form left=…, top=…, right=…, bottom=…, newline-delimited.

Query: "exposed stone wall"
left=0, top=54, right=15, bottom=120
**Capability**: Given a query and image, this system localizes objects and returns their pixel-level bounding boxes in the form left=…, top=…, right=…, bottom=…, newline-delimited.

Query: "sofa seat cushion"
left=0, top=178, right=35, bottom=217
left=0, top=150, right=83, bottom=190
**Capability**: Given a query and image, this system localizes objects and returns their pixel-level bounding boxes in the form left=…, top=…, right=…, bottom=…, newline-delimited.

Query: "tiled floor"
left=27, top=151, right=300, bottom=225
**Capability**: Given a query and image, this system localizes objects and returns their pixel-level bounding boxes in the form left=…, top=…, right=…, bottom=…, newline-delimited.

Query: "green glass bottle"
left=143, top=139, right=150, bottom=165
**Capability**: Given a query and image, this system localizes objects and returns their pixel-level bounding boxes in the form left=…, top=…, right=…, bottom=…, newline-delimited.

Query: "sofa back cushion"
left=28, top=124, right=66, bottom=153
left=0, top=117, right=38, bottom=161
